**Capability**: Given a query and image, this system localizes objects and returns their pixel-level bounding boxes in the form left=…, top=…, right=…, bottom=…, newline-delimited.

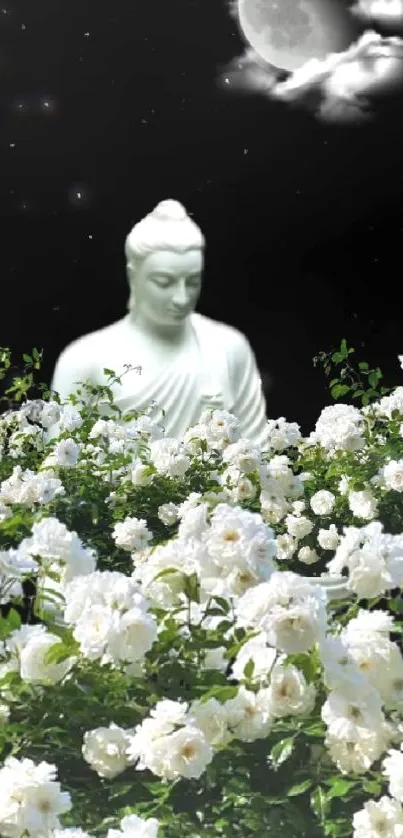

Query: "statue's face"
left=132, top=248, right=203, bottom=326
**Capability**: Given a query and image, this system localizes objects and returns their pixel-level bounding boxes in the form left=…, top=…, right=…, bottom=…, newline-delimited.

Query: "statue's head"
left=124, top=199, right=205, bottom=326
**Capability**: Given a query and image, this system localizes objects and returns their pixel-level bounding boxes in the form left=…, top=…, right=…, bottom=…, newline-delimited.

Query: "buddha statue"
left=50, top=199, right=268, bottom=443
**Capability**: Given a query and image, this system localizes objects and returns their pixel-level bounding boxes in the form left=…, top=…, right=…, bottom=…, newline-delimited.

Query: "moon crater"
left=237, top=0, right=357, bottom=71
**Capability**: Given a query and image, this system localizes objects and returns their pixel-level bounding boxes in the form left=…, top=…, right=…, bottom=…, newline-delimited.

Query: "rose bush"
left=0, top=341, right=402, bottom=838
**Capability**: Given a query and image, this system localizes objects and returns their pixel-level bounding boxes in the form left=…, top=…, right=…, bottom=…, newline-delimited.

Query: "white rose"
left=348, top=490, right=378, bottom=520
left=317, top=525, right=340, bottom=551
left=298, top=546, right=320, bottom=565
left=106, top=607, right=157, bottom=664
left=285, top=514, right=314, bottom=539
left=260, top=494, right=290, bottom=525
left=106, top=814, right=160, bottom=838
left=157, top=503, right=179, bottom=526
left=54, top=438, right=80, bottom=468
left=130, top=461, right=154, bottom=487
left=310, top=490, right=335, bottom=516
left=381, top=460, right=403, bottom=493
left=19, top=632, right=75, bottom=685
left=112, top=517, right=153, bottom=552
left=267, top=663, right=316, bottom=717
left=275, top=533, right=297, bottom=561
left=353, top=796, right=403, bottom=838
left=224, top=685, right=273, bottom=742
left=140, top=725, right=213, bottom=780
left=186, top=699, right=229, bottom=746
left=82, top=723, right=132, bottom=779
left=231, top=634, right=277, bottom=684
left=73, top=605, right=116, bottom=660
left=382, top=746, right=403, bottom=802
left=326, top=723, right=393, bottom=774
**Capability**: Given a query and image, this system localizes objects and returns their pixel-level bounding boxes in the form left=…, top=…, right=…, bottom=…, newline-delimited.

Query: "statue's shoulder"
left=59, top=319, right=124, bottom=359
left=192, top=313, right=250, bottom=356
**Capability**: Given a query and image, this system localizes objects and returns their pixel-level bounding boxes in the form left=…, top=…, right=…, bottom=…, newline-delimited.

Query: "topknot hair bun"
left=151, top=200, right=188, bottom=222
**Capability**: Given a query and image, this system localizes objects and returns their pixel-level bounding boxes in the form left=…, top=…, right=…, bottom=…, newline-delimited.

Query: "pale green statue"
left=51, top=199, right=268, bottom=443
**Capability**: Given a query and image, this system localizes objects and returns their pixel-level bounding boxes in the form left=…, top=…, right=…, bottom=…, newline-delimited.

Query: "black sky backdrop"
left=1, top=0, right=403, bottom=432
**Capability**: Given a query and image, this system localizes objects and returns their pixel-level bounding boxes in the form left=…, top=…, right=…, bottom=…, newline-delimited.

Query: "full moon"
left=236, top=0, right=356, bottom=72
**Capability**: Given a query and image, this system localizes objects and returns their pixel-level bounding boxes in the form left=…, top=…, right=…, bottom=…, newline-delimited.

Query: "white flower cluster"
left=259, top=454, right=305, bottom=527
left=52, top=814, right=159, bottom=838
left=0, top=752, right=159, bottom=838
left=1, top=623, right=76, bottom=686
left=183, top=409, right=241, bottom=454
left=133, top=502, right=277, bottom=606
left=126, top=699, right=214, bottom=780
left=0, top=756, right=72, bottom=837
left=13, top=516, right=97, bottom=618
left=319, top=609, right=403, bottom=776
left=89, top=417, right=140, bottom=456
left=353, top=795, right=403, bottom=838
left=63, top=570, right=157, bottom=670
left=308, top=403, right=366, bottom=454
left=310, top=489, right=336, bottom=516
left=220, top=438, right=262, bottom=503
left=348, top=488, right=379, bottom=521
left=82, top=722, right=134, bottom=779
left=0, top=464, right=65, bottom=508
left=378, top=458, right=403, bottom=493
left=262, top=417, right=302, bottom=452
left=0, top=548, right=37, bottom=604
left=112, top=516, right=153, bottom=552
left=148, top=437, right=191, bottom=478
left=235, top=571, right=328, bottom=654
left=371, top=386, right=403, bottom=420
left=327, top=521, right=403, bottom=598
left=231, top=635, right=316, bottom=714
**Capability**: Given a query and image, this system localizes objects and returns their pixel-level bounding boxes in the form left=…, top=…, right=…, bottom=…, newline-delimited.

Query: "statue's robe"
left=50, top=313, right=268, bottom=444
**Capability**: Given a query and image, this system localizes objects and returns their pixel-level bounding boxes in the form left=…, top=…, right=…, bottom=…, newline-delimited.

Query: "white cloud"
left=220, top=31, right=403, bottom=123
left=217, top=49, right=280, bottom=95
left=351, top=0, right=403, bottom=27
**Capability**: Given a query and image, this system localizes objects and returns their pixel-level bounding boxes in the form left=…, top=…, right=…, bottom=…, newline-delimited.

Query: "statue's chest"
left=95, top=338, right=199, bottom=399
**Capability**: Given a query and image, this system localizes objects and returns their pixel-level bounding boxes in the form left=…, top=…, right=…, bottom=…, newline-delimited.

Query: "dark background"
left=1, top=0, right=403, bottom=433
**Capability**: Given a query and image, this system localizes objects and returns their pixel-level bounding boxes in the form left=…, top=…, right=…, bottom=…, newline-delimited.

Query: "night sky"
left=1, top=0, right=403, bottom=432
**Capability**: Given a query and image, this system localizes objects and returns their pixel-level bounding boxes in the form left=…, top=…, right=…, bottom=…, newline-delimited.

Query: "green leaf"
left=152, top=567, right=182, bottom=582
left=287, top=778, right=313, bottom=797
left=324, top=778, right=357, bottom=799
left=7, top=608, right=21, bottom=631
left=200, top=685, right=239, bottom=704
left=270, top=736, right=295, bottom=768
left=304, top=721, right=326, bottom=738
left=243, top=658, right=255, bottom=680
left=311, top=786, right=328, bottom=823
left=362, top=778, right=382, bottom=795
left=369, top=370, right=382, bottom=388
left=44, top=642, right=74, bottom=665
left=358, top=361, right=369, bottom=371
left=284, top=653, right=317, bottom=683
left=183, top=572, right=200, bottom=604
left=331, top=384, right=351, bottom=400
left=22, top=353, right=32, bottom=364
left=389, top=597, right=403, bottom=614
left=212, top=596, right=230, bottom=615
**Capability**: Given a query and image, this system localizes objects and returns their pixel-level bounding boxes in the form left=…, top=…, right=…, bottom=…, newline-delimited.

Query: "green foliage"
left=313, top=338, right=391, bottom=407
left=0, top=344, right=402, bottom=837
